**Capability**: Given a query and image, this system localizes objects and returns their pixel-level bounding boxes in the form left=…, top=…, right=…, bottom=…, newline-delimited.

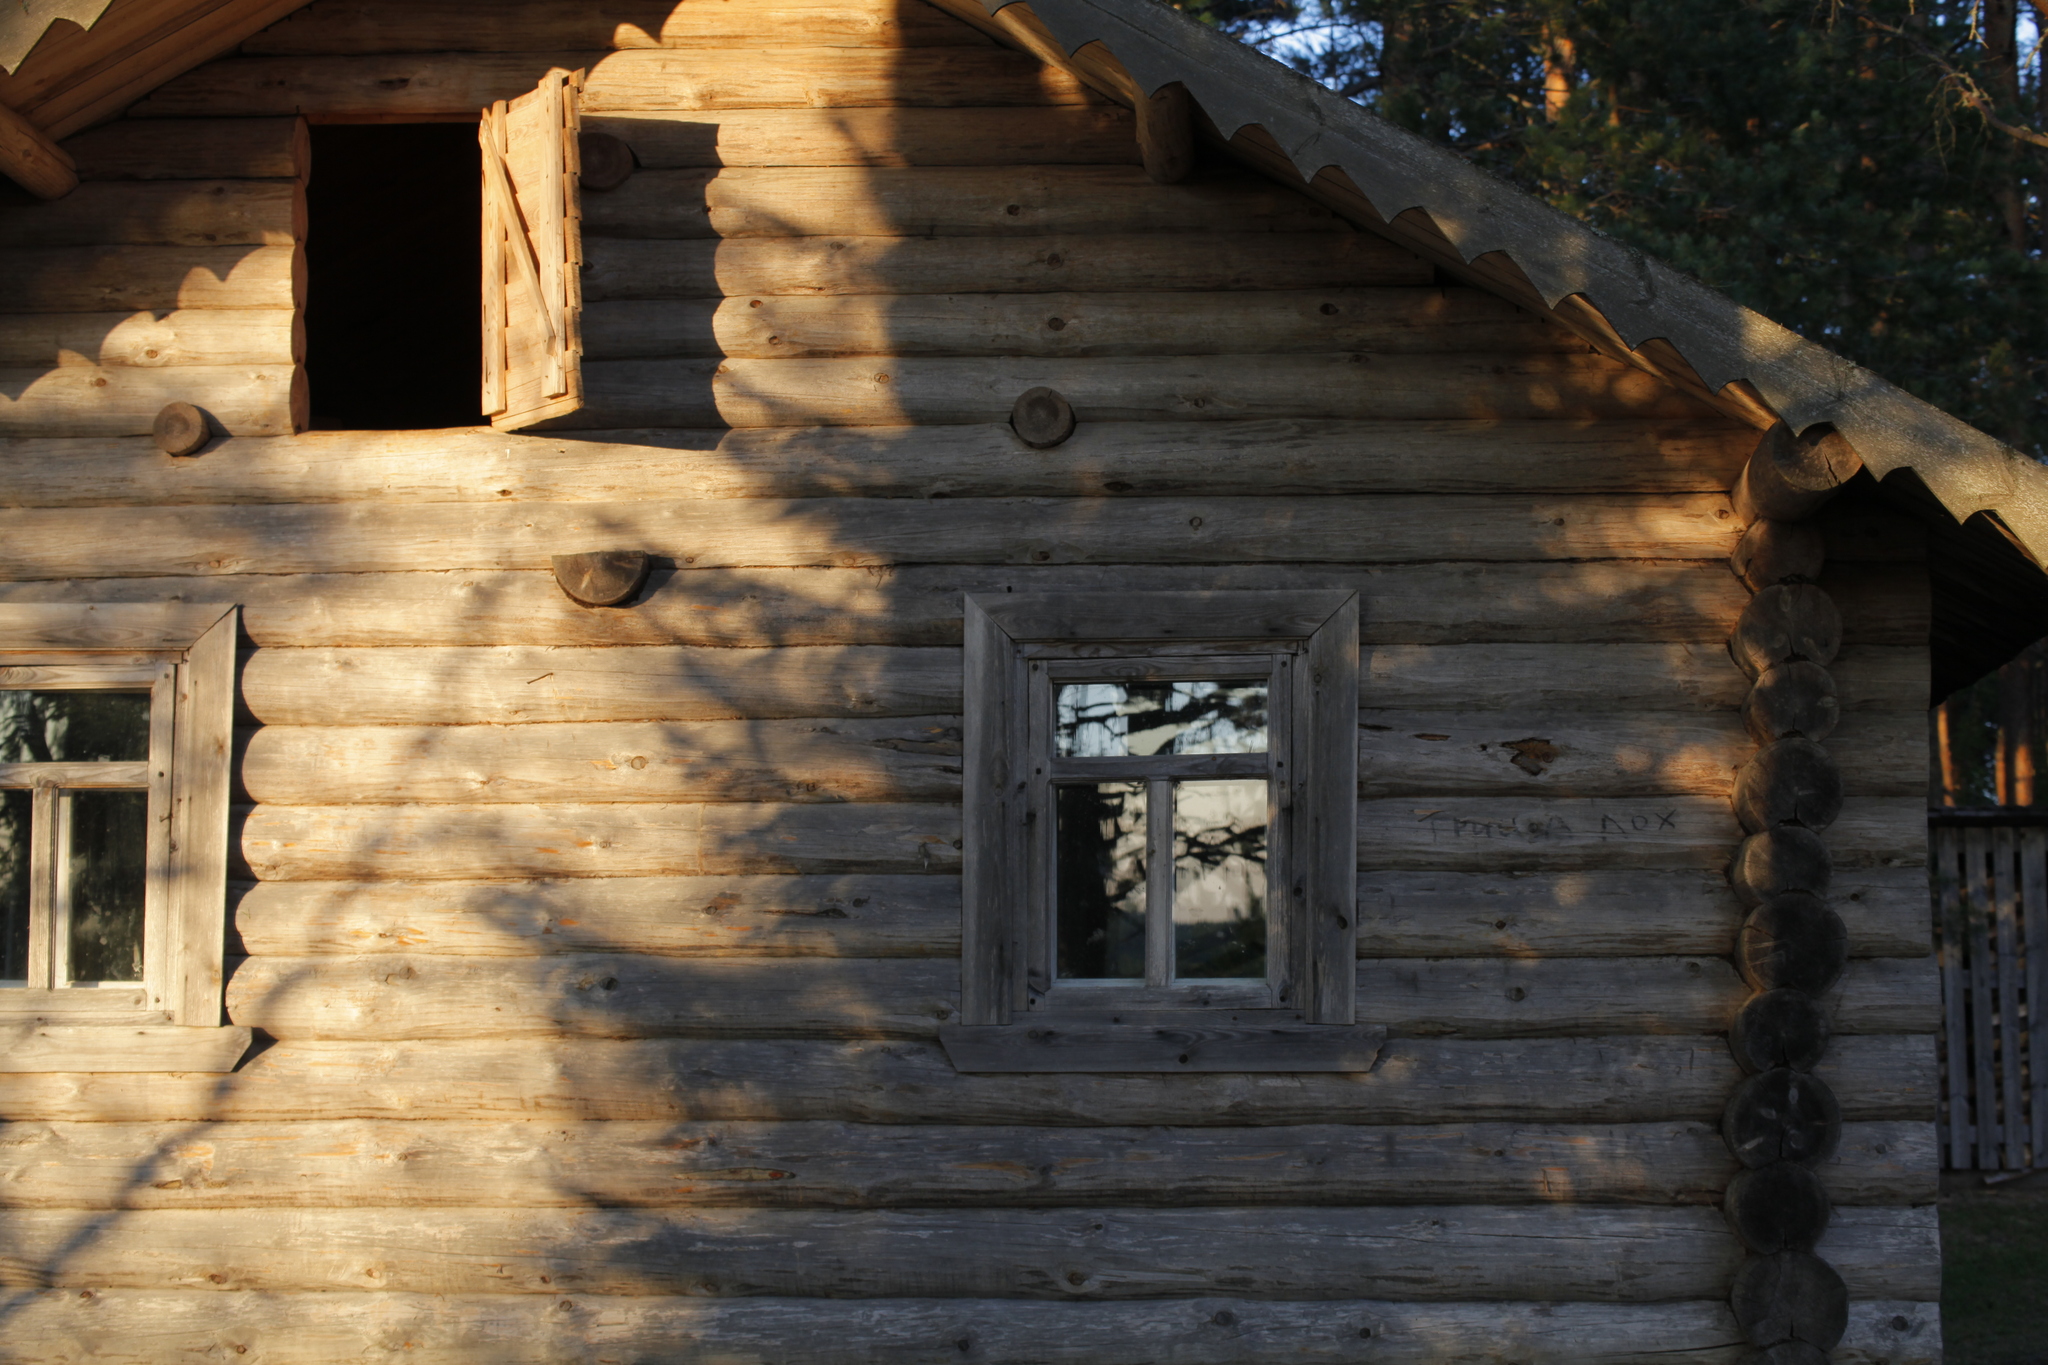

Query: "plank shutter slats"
left=479, top=68, right=583, bottom=431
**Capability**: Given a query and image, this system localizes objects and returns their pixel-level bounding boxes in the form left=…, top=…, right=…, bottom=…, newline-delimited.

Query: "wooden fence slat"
left=1935, top=827, right=1971, bottom=1167
left=1994, top=826, right=2028, bottom=1169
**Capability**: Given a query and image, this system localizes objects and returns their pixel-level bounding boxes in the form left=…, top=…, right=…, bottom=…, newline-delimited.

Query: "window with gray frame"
left=943, top=590, right=1384, bottom=1073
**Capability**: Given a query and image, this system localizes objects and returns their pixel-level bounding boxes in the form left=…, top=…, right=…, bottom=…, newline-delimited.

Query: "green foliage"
left=1174, top=0, right=2048, bottom=456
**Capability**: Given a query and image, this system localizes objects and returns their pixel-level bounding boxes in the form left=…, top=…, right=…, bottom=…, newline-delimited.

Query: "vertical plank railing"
left=1933, top=813, right=2047, bottom=1170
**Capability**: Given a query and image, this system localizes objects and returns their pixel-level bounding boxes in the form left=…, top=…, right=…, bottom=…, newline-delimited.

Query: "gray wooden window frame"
left=0, top=604, right=252, bottom=1075
left=942, top=590, right=1383, bottom=1073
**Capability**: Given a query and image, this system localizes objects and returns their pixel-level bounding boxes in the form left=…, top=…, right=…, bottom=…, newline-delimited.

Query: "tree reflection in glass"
left=1057, top=681, right=1267, bottom=758
left=1173, top=779, right=1267, bottom=979
left=1055, top=782, right=1146, bottom=979
left=66, top=791, right=147, bottom=983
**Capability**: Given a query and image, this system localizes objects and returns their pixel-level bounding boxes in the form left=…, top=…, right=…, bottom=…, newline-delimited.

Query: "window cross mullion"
left=1144, top=775, right=1173, bottom=989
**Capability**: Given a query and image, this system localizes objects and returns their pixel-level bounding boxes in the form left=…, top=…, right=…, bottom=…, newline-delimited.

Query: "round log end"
left=1743, top=662, right=1839, bottom=744
left=1738, top=894, right=1848, bottom=995
left=1733, top=737, right=1843, bottom=834
left=1729, top=1249, right=1849, bottom=1350
left=1729, top=826, right=1832, bottom=906
left=152, top=401, right=210, bottom=457
left=1731, top=988, right=1832, bottom=1073
left=1730, top=585, right=1842, bottom=680
left=1731, top=518, right=1825, bottom=592
left=1724, top=1068, right=1843, bottom=1168
left=1725, top=1161, right=1833, bottom=1254
left=578, top=130, right=636, bottom=191
left=1011, top=386, right=1076, bottom=449
left=551, top=550, right=650, bottom=607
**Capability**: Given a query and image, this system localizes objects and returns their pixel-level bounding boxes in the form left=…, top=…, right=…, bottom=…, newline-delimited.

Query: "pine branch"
left=1845, top=3, right=2048, bottom=150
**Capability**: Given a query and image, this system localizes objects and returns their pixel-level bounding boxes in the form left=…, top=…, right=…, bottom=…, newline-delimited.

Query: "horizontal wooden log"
left=0, top=1032, right=1937, bottom=1125
left=0, top=419, right=1755, bottom=507
left=0, top=1204, right=1936, bottom=1300
left=0, top=243, right=299, bottom=312
left=0, top=561, right=1900, bottom=651
left=0, top=1025, right=252, bottom=1073
left=0, top=494, right=1740, bottom=579
left=580, top=166, right=1349, bottom=239
left=1358, top=868, right=1929, bottom=960
left=0, top=310, right=299, bottom=369
left=0, top=1291, right=1944, bottom=1365
left=582, top=232, right=1433, bottom=297
left=63, top=117, right=306, bottom=181
left=240, top=801, right=962, bottom=881
left=0, top=361, right=301, bottom=437
left=581, top=106, right=1141, bottom=168
left=0, top=1116, right=1933, bottom=1211
left=242, top=0, right=994, bottom=51
left=0, top=180, right=299, bottom=247
left=133, top=49, right=1094, bottom=120
left=219, top=952, right=1931, bottom=1042
left=576, top=354, right=1711, bottom=428
left=583, top=288, right=1584, bottom=361
left=1356, top=795, right=1921, bottom=873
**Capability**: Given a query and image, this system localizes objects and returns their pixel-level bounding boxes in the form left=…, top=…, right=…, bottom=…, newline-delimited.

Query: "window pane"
left=1054, top=782, right=1146, bottom=980
left=66, top=790, right=147, bottom=983
left=0, top=789, right=28, bottom=982
left=1173, top=779, right=1267, bottom=980
left=1055, top=680, right=1267, bottom=758
left=0, top=691, right=149, bottom=763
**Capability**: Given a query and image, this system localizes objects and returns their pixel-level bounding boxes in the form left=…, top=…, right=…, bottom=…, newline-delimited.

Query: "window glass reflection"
left=0, top=789, right=28, bottom=983
left=66, top=790, right=147, bottom=983
left=0, top=691, right=149, bottom=763
left=1054, top=782, right=1146, bottom=979
left=1056, top=680, right=1267, bottom=758
left=1173, top=779, right=1267, bottom=980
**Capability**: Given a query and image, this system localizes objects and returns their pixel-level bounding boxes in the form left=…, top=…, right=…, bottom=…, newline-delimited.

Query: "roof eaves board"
left=965, top=0, right=2048, bottom=570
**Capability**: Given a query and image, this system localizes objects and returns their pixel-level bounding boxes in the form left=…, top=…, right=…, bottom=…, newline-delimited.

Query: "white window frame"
left=0, top=603, right=251, bottom=1073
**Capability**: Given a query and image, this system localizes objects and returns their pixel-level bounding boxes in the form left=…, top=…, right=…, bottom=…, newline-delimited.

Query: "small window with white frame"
left=944, top=590, right=1382, bottom=1073
left=0, top=603, right=251, bottom=1074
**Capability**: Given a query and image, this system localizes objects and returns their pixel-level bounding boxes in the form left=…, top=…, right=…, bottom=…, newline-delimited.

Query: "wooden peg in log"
left=1725, top=1161, right=1833, bottom=1254
left=152, top=401, right=210, bottom=457
left=1724, top=1068, right=1843, bottom=1168
left=0, top=98, right=77, bottom=200
left=1733, top=737, right=1843, bottom=833
left=1732, top=422, right=1861, bottom=525
left=1729, top=584, right=1841, bottom=680
left=1729, top=825, right=1831, bottom=906
left=1729, top=1250, right=1850, bottom=1351
left=1137, top=82, right=1195, bottom=185
left=1731, top=988, right=1831, bottom=1073
left=1743, top=662, right=1839, bottom=744
left=551, top=550, right=649, bottom=607
left=1738, top=893, right=1849, bottom=995
left=578, top=131, right=635, bottom=191
left=1731, top=518, right=1825, bottom=592
left=1011, top=386, right=1076, bottom=449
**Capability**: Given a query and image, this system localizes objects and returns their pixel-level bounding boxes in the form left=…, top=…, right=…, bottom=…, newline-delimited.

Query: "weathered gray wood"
left=0, top=1203, right=1934, bottom=1299
left=0, top=180, right=298, bottom=248
left=0, top=492, right=1739, bottom=579
left=63, top=118, right=306, bottom=181
left=1734, top=737, right=1845, bottom=832
left=1726, top=1069, right=1844, bottom=1167
left=0, top=244, right=299, bottom=313
left=0, top=419, right=1748, bottom=506
left=1732, top=989, right=1833, bottom=1074
left=1306, top=592, right=1363, bottom=1021
left=582, top=106, right=1143, bottom=168
left=134, top=49, right=1095, bottom=120
left=0, top=362, right=302, bottom=438
left=0, top=1032, right=1937, bottom=1125
left=0, top=1026, right=252, bottom=1074
left=1732, top=424, right=1862, bottom=525
left=940, top=1021, right=1386, bottom=1072
left=579, top=166, right=1346, bottom=239
left=1739, top=894, right=1850, bottom=994
left=0, top=1117, right=1936, bottom=1211
left=1730, top=584, right=1843, bottom=679
left=549, top=550, right=649, bottom=606
left=240, top=802, right=964, bottom=881
left=232, top=875, right=959, bottom=959
left=1729, top=1250, right=1850, bottom=1350
left=577, top=353, right=1710, bottom=428
left=0, top=309, right=299, bottom=370
left=958, top=594, right=1016, bottom=1025
left=1357, top=868, right=1928, bottom=959
left=585, top=288, right=1586, bottom=361
left=1731, top=517, right=1825, bottom=591
left=1725, top=1162, right=1832, bottom=1254
left=1745, top=662, right=1840, bottom=743
left=1730, top=826, right=1833, bottom=906
left=170, top=608, right=239, bottom=1026
left=0, top=1291, right=1945, bottom=1365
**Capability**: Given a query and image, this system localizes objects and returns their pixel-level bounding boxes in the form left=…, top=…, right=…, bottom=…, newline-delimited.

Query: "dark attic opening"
left=305, top=124, right=481, bottom=430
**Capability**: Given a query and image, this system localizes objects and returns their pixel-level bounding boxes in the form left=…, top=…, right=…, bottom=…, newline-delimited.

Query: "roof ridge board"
left=987, top=0, right=2048, bottom=565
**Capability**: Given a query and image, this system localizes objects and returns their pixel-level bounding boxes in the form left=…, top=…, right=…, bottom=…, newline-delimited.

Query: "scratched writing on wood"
left=1414, top=808, right=1681, bottom=842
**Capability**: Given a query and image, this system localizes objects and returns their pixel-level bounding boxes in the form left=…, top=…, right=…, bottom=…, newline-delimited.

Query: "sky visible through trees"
left=1177, top=0, right=2048, bottom=460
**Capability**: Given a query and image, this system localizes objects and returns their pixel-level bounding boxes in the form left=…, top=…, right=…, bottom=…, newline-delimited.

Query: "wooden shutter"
left=480, top=67, right=583, bottom=431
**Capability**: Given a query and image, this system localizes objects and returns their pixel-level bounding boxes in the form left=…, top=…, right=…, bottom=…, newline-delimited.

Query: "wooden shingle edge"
left=953, top=0, right=2048, bottom=568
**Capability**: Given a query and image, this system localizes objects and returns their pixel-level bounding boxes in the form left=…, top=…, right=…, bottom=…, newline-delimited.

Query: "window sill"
left=1, top=1024, right=253, bottom=1073
left=939, top=1018, right=1387, bottom=1073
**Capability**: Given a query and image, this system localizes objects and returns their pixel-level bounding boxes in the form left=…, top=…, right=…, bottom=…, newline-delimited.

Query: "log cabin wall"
left=0, top=0, right=1942, bottom=1359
